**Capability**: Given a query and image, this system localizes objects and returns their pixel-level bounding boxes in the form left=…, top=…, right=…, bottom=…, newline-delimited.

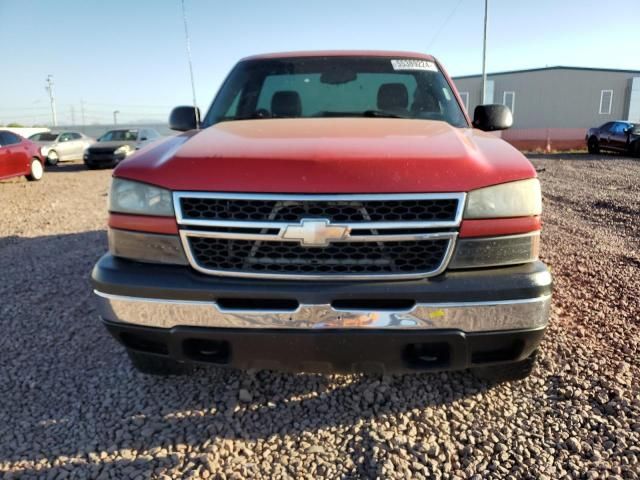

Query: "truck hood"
left=114, top=118, right=536, bottom=193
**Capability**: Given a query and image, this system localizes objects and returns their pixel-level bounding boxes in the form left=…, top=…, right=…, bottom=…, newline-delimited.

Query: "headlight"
left=109, top=178, right=174, bottom=216
left=114, top=145, right=133, bottom=156
left=464, top=179, right=541, bottom=219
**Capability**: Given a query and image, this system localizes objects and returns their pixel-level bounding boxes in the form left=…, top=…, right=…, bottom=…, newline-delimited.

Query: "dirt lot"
left=0, top=155, right=638, bottom=479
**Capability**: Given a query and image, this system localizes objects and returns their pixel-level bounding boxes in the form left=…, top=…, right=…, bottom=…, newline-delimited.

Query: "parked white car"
left=29, top=131, right=94, bottom=165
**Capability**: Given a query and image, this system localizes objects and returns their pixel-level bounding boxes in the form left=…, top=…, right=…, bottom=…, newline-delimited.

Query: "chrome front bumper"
left=95, top=290, right=551, bottom=332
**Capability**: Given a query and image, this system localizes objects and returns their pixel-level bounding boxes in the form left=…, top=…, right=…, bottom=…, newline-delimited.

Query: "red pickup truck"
left=92, top=51, right=551, bottom=381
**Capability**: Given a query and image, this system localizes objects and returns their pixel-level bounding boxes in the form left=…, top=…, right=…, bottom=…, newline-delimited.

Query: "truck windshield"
left=203, top=56, right=468, bottom=128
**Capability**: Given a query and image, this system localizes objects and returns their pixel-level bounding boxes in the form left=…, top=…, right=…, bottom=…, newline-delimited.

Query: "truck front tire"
left=127, top=350, right=191, bottom=376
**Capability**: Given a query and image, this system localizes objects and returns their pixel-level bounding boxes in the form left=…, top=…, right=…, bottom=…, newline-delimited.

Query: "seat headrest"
left=411, top=86, right=440, bottom=114
left=377, top=83, right=409, bottom=111
left=271, top=91, right=302, bottom=117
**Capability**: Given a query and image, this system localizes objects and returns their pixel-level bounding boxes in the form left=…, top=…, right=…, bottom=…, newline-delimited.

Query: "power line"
left=0, top=114, right=53, bottom=121
left=2, top=109, right=167, bottom=123
left=80, top=109, right=166, bottom=114
left=427, top=0, right=464, bottom=50
left=82, top=102, right=173, bottom=109
left=0, top=107, right=51, bottom=112
left=1, top=103, right=172, bottom=113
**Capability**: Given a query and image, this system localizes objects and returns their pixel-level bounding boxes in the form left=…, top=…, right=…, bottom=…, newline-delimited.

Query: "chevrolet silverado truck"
left=91, top=51, right=552, bottom=381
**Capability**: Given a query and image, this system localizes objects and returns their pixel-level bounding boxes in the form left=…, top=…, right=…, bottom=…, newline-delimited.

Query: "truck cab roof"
left=241, top=50, right=436, bottom=61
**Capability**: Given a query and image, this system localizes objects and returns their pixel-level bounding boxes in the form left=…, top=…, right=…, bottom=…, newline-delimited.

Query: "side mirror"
left=472, top=104, right=513, bottom=131
left=169, top=106, right=200, bottom=131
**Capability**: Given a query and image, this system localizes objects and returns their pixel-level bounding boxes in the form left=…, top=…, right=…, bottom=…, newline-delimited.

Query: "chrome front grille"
left=179, top=197, right=459, bottom=223
left=174, top=192, right=465, bottom=280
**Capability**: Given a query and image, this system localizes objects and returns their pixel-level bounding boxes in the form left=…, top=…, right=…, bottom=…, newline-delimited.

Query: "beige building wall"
left=454, top=67, right=640, bottom=129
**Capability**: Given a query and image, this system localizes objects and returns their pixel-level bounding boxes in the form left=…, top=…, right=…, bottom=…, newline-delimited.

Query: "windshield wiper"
left=221, top=110, right=410, bottom=122
left=222, top=111, right=272, bottom=122
left=361, top=110, right=409, bottom=119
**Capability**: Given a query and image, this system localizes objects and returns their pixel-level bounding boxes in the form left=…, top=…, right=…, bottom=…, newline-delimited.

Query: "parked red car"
left=0, top=130, right=45, bottom=181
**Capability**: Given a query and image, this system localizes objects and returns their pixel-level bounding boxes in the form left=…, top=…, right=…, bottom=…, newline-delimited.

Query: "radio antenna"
left=180, top=0, right=200, bottom=128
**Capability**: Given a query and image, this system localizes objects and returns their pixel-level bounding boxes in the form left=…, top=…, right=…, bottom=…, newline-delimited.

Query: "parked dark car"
left=586, top=121, right=640, bottom=156
left=84, top=128, right=161, bottom=169
left=0, top=130, right=45, bottom=181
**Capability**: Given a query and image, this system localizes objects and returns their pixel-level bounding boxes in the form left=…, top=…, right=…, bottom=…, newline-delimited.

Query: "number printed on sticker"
left=390, top=59, right=438, bottom=72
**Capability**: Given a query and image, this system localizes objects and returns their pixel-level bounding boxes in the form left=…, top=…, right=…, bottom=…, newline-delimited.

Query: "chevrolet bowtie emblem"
left=281, top=219, right=350, bottom=246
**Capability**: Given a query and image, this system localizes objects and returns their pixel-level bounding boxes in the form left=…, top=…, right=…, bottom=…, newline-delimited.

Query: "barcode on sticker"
left=391, top=59, right=438, bottom=72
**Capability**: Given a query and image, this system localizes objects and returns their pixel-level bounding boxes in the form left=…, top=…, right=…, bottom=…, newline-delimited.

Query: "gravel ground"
left=0, top=155, right=638, bottom=479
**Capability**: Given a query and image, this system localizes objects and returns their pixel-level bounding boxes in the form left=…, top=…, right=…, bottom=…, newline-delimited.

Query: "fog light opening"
left=120, top=333, right=168, bottom=355
left=471, top=340, right=525, bottom=364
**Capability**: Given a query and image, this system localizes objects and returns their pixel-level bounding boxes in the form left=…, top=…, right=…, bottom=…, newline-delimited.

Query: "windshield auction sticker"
left=391, top=59, right=438, bottom=71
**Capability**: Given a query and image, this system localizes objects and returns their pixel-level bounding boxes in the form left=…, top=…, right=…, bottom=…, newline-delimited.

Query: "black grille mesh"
left=188, top=237, right=449, bottom=276
left=180, top=198, right=458, bottom=223
left=88, top=147, right=117, bottom=154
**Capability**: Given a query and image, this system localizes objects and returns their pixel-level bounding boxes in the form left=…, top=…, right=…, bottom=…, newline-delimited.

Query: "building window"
left=599, top=90, right=613, bottom=115
left=629, top=77, right=640, bottom=122
left=459, top=91, right=469, bottom=112
left=503, top=91, right=515, bottom=115
left=484, top=80, right=495, bottom=104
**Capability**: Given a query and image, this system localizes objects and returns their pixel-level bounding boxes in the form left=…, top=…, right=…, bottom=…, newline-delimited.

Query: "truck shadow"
left=526, top=151, right=638, bottom=160
left=0, top=230, right=500, bottom=478
left=44, top=161, right=99, bottom=173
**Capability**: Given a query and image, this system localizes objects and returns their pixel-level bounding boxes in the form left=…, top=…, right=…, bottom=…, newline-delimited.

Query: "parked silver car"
left=29, top=131, right=94, bottom=165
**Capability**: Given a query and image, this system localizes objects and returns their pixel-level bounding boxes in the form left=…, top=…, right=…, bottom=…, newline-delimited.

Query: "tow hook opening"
left=403, top=342, right=450, bottom=369
left=183, top=338, right=230, bottom=364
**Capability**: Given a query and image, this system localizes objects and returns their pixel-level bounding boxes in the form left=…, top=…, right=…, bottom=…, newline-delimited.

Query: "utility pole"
left=45, top=75, right=57, bottom=127
left=80, top=99, right=86, bottom=131
left=113, top=110, right=120, bottom=125
left=481, top=0, right=489, bottom=104
left=181, top=0, right=200, bottom=128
